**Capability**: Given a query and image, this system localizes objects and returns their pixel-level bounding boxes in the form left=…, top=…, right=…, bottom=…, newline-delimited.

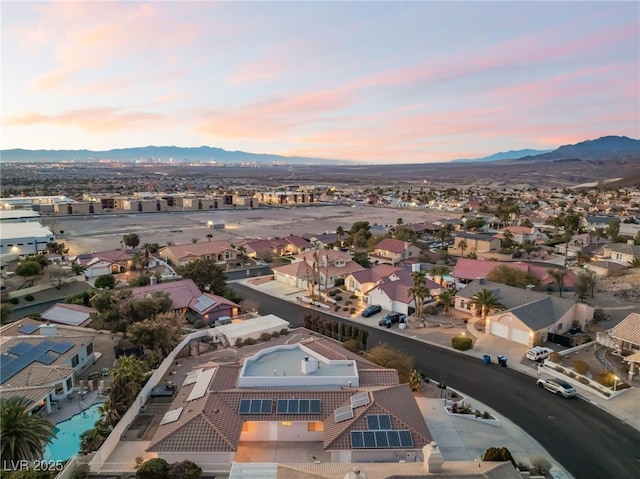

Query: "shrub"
left=345, top=300, right=352, bottom=306
left=482, top=447, right=516, bottom=468
left=279, top=328, right=289, bottom=335
left=260, top=332, right=271, bottom=342
left=94, top=274, right=116, bottom=289
left=530, top=456, right=551, bottom=475
left=572, top=359, right=589, bottom=374
left=271, top=330, right=280, bottom=338
left=549, top=352, right=562, bottom=363
left=9, top=297, right=19, bottom=305
left=451, top=335, right=472, bottom=351
left=343, top=307, right=349, bottom=311
left=595, top=370, right=616, bottom=387
left=482, top=411, right=491, bottom=419
left=167, top=459, right=202, bottom=479
left=24, top=294, right=35, bottom=302
left=335, top=306, right=340, bottom=311
left=343, top=339, right=360, bottom=353
left=334, top=278, right=345, bottom=286
left=349, top=294, right=358, bottom=300
left=335, top=295, right=343, bottom=301
left=328, top=290, right=337, bottom=297
left=235, top=338, right=244, bottom=347
left=349, top=308, right=356, bottom=314
left=579, top=377, right=589, bottom=384
left=192, top=318, right=204, bottom=329
left=136, top=458, right=169, bottom=479
left=244, top=337, right=256, bottom=345
left=72, top=463, right=91, bottom=479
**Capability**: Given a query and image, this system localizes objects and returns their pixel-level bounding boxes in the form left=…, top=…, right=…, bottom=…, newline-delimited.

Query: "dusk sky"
left=2, top=1, right=639, bottom=163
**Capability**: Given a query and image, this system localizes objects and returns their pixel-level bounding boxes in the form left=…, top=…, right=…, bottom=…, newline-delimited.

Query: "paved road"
left=229, top=282, right=640, bottom=479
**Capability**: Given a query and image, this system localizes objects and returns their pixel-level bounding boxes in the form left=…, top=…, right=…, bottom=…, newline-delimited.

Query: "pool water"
left=43, top=403, right=103, bottom=462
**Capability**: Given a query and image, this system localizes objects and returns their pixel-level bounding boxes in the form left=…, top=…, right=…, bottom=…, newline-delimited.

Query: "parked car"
left=361, top=304, right=382, bottom=317
left=569, top=324, right=582, bottom=334
left=378, top=313, right=406, bottom=328
left=536, top=378, right=577, bottom=398
left=525, top=346, right=554, bottom=362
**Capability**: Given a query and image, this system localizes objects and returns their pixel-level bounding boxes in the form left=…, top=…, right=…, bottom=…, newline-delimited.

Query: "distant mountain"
left=0, top=146, right=353, bottom=165
left=451, top=149, right=551, bottom=163
left=515, top=136, right=640, bottom=162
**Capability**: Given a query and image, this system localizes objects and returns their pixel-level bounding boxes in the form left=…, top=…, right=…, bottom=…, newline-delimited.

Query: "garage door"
left=511, top=328, right=530, bottom=345
left=490, top=322, right=509, bottom=339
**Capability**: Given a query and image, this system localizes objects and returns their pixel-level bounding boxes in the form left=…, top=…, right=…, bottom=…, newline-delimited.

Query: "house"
left=144, top=333, right=433, bottom=469
left=40, top=303, right=97, bottom=327
left=273, top=250, right=364, bottom=290
left=584, top=260, right=628, bottom=277
left=369, top=238, right=421, bottom=266
left=159, top=241, right=237, bottom=267
left=609, top=313, right=640, bottom=381
left=308, top=233, right=342, bottom=249
left=0, top=318, right=96, bottom=415
left=271, top=235, right=312, bottom=256
left=367, top=269, right=440, bottom=316
left=600, top=243, right=640, bottom=266
left=454, top=279, right=593, bottom=346
left=131, top=279, right=240, bottom=325
left=496, top=226, right=548, bottom=244
left=448, top=233, right=500, bottom=257
left=583, top=216, right=620, bottom=230
left=344, top=264, right=400, bottom=296
left=451, top=257, right=576, bottom=291
left=77, top=249, right=137, bottom=278
left=236, top=239, right=277, bottom=261
left=554, top=233, right=610, bottom=258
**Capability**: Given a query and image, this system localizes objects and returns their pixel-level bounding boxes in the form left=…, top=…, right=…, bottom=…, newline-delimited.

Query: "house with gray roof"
left=455, top=279, right=593, bottom=347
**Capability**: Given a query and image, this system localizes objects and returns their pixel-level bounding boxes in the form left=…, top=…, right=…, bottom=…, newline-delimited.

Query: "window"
left=86, top=343, right=93, bottom=355
left=460, top=300, right=465, bottom=309
left=71, top=355, right=79, bottom=367
left=66, top=378, right=72, bottom=390
left=307, top=421, right=323, bottom=432
left=557, top=323, right=563, bottom=331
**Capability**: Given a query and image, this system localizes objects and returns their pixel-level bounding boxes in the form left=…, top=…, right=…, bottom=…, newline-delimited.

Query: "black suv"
left=361, top=304, right=382, bottom=317
left=378, top=313, right=406, bottom=328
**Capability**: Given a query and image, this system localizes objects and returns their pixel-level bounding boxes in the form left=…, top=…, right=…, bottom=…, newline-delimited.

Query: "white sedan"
left=536, top=378, right=577, bottom=398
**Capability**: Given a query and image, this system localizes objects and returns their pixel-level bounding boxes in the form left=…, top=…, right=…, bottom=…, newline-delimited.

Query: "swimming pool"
left=43, top=402, right=103, bottom=462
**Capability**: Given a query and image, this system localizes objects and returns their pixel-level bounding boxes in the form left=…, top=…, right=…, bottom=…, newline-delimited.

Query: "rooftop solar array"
left=160, top=407, right=184, bottom=425
left=183, top=368, right=204, bottom=387
left=0, top=340, right=75, bottom=384
left=334, top=405, right=354, bottom=423
left=17, top=324, right=39, bottom=335
left=366, top=414, right=392, bottom=430
left=42, top=307, right=91, bottom=326
left=238, top=399, right=272, bottom=414
left=350, top=430, right=414, bottom=449
left=350, top=391, right=370, bottom=408
left=192, top=295, right=216, bottom=313
left=276, top=399, right=321, bottom=414
left=187, top=368, right=216, bottom=401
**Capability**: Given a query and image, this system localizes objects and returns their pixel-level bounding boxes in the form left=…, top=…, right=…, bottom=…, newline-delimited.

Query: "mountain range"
left=1, top=135, right=638, bottom=165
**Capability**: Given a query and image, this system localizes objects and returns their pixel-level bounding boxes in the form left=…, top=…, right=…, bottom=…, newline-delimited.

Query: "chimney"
left=39, top=323, right=58, bottom=336
left=477, top=277, right=484, bottom=284
left=301, top=356, right=318, bottom=374
left=423, top=441, right=444, bottom=472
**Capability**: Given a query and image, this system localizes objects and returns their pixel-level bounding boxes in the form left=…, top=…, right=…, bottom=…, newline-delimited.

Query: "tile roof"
left=131, top=279, right=202, bottom=309
left=271, top=261, right=308, bottom=278
left=374, top=238, right=412, bottom=254
left=6, top=365, right=74, bottom=388
left=605, top=243, right=640, bottom=257
left=160, top=240, right=236, bottom=260
left=610, top=313, right=640, bottom=346
left=370, top=280, right=412, bottom=304
left=507, top=297, right=574, bottom=331
left=349, top=265, right=401, bottom=284
left=452, top=258, right=576, bottom=287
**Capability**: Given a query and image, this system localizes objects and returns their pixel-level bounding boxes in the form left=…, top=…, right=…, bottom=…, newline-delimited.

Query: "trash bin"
left=482, top=354, right=491, bottom=365
left=497, top=355, right=507, bottom=367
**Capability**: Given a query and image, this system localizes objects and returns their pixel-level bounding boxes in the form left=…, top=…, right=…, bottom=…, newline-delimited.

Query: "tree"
left=458, top=239, right=467, bottom=257
left=97, top=399, right=121, bottom=427
left=167, top=460, right=202, bottom=479
left=16, top=260, right=42, bottom=277
left=94, top=274, right=116, bottom=289
left=46, top=241, right=68, bottom=255
left=47, top=264, right=72, bottom=289
left=352, top=251, right=372, bottom=268
left=547, top=268, right=568, bottom=297
left=128, top=311, right=186, bottom=358
left=1, top=303, right=13, bottom=325
left=438, top=289, right=456, bottom=315
left=430, top=265, right=450, bottom=287
left=137, top=458, right=169, bottom=479
left=437, top=223, right=454, bottom=246
left=470, top=288, right=506, bottom=320
left=396, top=217, right=403, bottom=226
left=408, top=271, right=430, bottom=324
left=122, top=233, right=140, bottom=249
left=71, top=262, right=85, bottom=275
left=575, top=269, right=597, bottom=300
left=206, top=234, right=213, bottom=242
left=501, top=229, right=516, bottom=250
left=110, top=355, right=145, bottom=416
left=486, top=265, right=540, bottom=289
left=606, top=220, right=620, bottom=241
left=79, top=420, right=111, bottom=455
left=336, top=226, right=345, bottom=245
left=395, top=227, right=417, bottom=242
left=178, top=259, right=226, bottom=295
left=365, top=342, right=414, bottom=384
left=1, top=397, right=56, bottom=463
left=409, top=369, right=423, bottom=392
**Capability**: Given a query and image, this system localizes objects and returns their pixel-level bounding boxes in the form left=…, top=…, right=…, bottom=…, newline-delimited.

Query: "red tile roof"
left=374, top=238, right=411, bottom=254
left=131, top=279, right=201, bottom=309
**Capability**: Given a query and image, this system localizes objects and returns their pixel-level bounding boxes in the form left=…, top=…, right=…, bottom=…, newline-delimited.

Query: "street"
left=229, top=282, right=640, bottom=479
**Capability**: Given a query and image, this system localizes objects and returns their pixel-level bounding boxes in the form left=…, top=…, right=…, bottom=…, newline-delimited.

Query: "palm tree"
left=458, top=239, right=467, bottom=257
left=1, top=397, right=56, bottom=463
left=408, top=271, right=430, bottom=325
left=430, top=265, right=450, bottom=287
left=470, top=288, right=506, bottom=321
left=336, top=226, right=345, bottom=246
left=438, top=289, right=456, bottom=316
left=97, top=399, right=121, bottom=427
left=206, top=234, right=213, bottom=242
left=437, top=224, right=454, bottom=247
left=547, top=268, right=568, bottom=297
left=111, top=355, right=145, bottom=416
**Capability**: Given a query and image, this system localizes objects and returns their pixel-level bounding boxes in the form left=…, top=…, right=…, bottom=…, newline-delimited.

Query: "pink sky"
left=2, top=1, right=638, bottom=163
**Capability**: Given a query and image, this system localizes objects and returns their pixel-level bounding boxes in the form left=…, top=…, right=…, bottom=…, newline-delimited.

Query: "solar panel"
left=375, top=431, right=389, bottom=447
left=159, top=407, right=183, bottom=425
left=299, top=399, right=309, bottom=413
left=350, top=391, right=370, bottom=408
left=250, top=399, right=262, bottom=413
left=239, top=399, right=252, bottom=414
left=35, top=353, right=57, bottom=365
left=47, top=341, right=74, bottom=355
left=387, top=430, right=401, bottom=447
left=18, top=324, right=39, bottom=335
left=334, top=405, right=354, bottom=423
left=288, top=399, right=299, bottom=413
left=183, top=368, right=204, bottom=386
left=277, top=399, right=288, bottom=414
left=363, top=431, right=376, bottom=448
left=260, top=399, right=272, bottom=414
left=309, top=399, right=321, bottom=413
left=399, top=430, right=414, bottom=447
left=379, top=415, right=392, bottom=430
left=186, top=367, right=216, bottom=401
left=367, top=415, right=379, bottom=430
left=7, top=342, right=32, bottom=356
left=351, top=431, right=364, bottom=448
